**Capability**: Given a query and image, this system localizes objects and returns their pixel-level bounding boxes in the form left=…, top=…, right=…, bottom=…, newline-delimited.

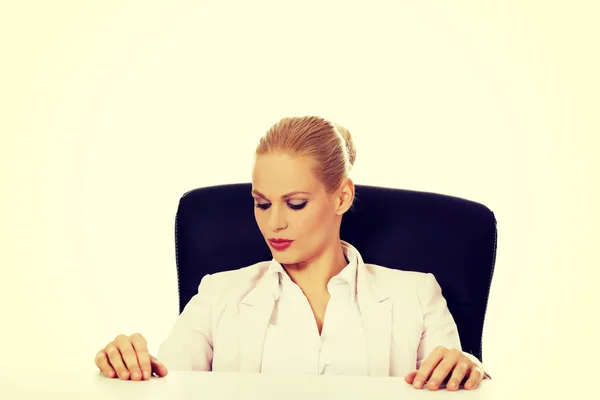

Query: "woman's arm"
left=416, top=273, right=488, bottom=376
left=156, top=274, right=215, bottom=371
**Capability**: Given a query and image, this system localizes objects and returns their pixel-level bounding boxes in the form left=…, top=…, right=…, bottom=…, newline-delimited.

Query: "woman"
left=95, top=116, right=488, bottom=391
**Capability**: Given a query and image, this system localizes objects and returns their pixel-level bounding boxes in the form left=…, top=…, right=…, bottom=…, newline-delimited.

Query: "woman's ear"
left=335, top=178, right=355, bottom=215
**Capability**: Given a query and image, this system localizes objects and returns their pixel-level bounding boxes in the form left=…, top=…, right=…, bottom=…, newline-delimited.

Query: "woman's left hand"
left=404, top=346, right=484, bottom=391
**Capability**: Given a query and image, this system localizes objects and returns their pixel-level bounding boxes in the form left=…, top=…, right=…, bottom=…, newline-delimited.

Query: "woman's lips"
left=268, top=239, right=293, bottom=251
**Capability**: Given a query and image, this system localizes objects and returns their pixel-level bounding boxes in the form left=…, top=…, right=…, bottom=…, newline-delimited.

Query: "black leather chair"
left=174, top=183, right=497, bottom=362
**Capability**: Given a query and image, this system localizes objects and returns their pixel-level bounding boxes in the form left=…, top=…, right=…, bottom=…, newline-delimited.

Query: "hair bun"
left=333, top=123, right=357, bottom=167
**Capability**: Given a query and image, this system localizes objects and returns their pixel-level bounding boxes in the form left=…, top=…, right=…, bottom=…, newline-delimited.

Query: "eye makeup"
left=255, top=201, right=308, bottom=211
left=288, top=202, right=307, bottom=210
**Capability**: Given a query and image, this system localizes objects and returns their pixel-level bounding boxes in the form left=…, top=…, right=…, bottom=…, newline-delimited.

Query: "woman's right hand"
left=95, top=333, right=168, bottom=380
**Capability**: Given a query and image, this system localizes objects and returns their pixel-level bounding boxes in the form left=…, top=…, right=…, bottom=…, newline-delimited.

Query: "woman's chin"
left=271, top=252, right=297, bottom=265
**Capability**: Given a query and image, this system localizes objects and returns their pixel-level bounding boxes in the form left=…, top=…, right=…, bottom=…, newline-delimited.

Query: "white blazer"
left=157, top=241, right=486, bottom=377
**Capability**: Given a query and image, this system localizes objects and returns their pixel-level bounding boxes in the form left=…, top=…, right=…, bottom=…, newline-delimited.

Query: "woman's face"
left=251, top=153, right=345, bottom=266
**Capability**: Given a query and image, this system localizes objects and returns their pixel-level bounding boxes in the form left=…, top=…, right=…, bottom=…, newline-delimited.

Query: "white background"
left=1, top=0, right=598, bottom=394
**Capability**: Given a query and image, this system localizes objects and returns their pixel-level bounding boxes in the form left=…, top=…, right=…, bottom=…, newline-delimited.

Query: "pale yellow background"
left=1, top=0, right=598, bottom=395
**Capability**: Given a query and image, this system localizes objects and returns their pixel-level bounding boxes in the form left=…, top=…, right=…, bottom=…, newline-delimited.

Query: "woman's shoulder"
left=347, top=241, right=433, bottom=285
left=365, top=262, right=428, bottom=277
left=363, top=262, right=446, bottom=306
left=198, top=261, right=273, bottom=301
left=192, top=261, right=273, bottom=306
left=206, top=261, right=271, bottom=285
left=364, top=262, right=434, bottom=288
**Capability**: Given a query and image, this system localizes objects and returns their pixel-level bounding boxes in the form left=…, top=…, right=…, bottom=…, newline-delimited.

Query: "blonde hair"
left=255, top=116, right=356, bottom=193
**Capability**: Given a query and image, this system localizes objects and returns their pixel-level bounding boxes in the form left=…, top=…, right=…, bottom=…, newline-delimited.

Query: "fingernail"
left=119, top=371, right=128, bottom=378
left=465, top=382, right=472, bottom=389
left=448, top=382, right=457, bottom=389
left=414, top=380, right=422, bottom=388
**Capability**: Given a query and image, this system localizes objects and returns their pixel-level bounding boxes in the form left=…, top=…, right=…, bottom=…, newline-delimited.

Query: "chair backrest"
left=174, top=183, right=497, bottom=361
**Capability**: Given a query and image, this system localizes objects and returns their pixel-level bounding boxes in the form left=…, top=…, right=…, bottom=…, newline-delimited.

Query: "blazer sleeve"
left=416, top=273, right=489, bottom=378
left=156, top=274, right=214, bottom=371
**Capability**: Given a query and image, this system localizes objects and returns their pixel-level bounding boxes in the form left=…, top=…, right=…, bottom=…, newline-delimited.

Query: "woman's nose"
left=268, top=206, right=287, bottom=231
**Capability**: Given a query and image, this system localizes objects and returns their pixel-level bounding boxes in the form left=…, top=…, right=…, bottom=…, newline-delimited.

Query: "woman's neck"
left=282, top=242, right=348, bottom=295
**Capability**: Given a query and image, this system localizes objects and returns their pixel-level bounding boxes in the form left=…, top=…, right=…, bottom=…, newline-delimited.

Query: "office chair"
left=174, top=183, right=497, bottom=362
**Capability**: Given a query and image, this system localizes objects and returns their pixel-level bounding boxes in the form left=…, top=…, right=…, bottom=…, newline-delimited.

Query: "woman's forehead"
left=252, top=154, right=321, bottom=196
left=253, top=154, right=315, bottom=181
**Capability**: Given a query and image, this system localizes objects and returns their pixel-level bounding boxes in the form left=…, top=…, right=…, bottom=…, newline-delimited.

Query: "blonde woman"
left=95, top=116, right=488, bottom=391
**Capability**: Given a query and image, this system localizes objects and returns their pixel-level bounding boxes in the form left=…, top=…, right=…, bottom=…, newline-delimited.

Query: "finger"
left=426, top=356, right=459, bottom=391
left=130, top=333, right=151, bottom=380
left=464, top=367, right=483, bottom=390
left=413, top=347, right=445, bottom=389
left=105, top=344, right=129, bottom=380
left=446, top=358, right=472, bottom=391
left=150, top=356, right=169, bottom=377
left=115, top=336, right=143, bottom=381
left=404, top=371, right=417, bottom=384
left=95, top=351, right=115, bottom=378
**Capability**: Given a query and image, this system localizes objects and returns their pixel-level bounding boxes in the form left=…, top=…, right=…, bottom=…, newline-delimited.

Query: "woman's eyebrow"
left=251, top=190, right=310, bottom=199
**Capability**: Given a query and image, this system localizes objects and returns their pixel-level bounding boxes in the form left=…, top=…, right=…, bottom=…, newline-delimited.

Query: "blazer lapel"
left=238, top=279, right=276, bottom=373
left=354, top=247, right=393, bottom=377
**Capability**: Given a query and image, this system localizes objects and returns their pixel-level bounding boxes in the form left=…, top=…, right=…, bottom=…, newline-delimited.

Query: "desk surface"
left=2, top=370, right=499, bottom=399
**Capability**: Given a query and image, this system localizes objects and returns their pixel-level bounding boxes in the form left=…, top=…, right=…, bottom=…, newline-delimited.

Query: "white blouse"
left=260, top=244, right=368, bottom=376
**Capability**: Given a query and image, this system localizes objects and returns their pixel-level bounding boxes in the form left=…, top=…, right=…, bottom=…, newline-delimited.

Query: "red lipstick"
left=268, top=238, right=293, bottom=251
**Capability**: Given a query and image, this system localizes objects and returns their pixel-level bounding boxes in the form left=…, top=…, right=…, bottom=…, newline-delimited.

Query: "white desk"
left=2, top=370, right=500, bottom=399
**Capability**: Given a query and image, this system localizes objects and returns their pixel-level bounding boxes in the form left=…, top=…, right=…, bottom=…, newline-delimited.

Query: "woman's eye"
left=255, top=202, right=307, bottom=211
left=288, top=202, right=307, bottom=210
